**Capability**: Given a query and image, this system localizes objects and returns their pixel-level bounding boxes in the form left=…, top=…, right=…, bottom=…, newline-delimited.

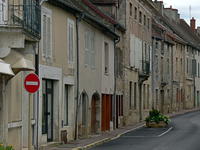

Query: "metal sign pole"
left=28, top=93, right=31, bottom=150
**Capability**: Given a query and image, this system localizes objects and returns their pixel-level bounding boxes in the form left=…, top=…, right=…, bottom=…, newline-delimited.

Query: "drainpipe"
left=2, top=76, right=8, bottom=145
left=35, top=42, right=40, bottom=150
left=151, top=38, right=155, bottom=108
left=113, top=28, right=120, bottom=129
left=193, top=55, right=196, bottom=108
left=75, top=14, right=84, bottom=140
left=139, top=81, right=142, bottom=121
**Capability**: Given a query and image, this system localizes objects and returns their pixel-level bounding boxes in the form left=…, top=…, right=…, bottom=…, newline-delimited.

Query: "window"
left=116, top=48, right=123, bottom=77
left=129, top=81, right=132, bottom=109
left=104, top=42, right=109, bottom=74
left=134, top=7, right=137, bottom=19
left=144, top=15, right=146, bottom=26
left=85, top=31, right=95, bottom=68
left=147, top=18, right=150, bottom=29
left=130, top=3, right=133, bottom=16
left=139, top=11, right=142, bottom=23
left=176, top=57, right=178, bottom=75
left=64, top=85, right=69, bottom=126
left=187, top=58, right=189, bottom=74
left=42, top=8, right=52, bottom=59
left=198, top=63, right=200, bottom=77
left=155, top=41, right=158, bottom=49
left=156, top=89, right=158, bottom=109
left=67, top=19, right=75, bottom=64
left=161, top=42, right=164, bottom=54
left=143, top=84, right=146, bottom=109
left=180, top=58, right=183, bottom=73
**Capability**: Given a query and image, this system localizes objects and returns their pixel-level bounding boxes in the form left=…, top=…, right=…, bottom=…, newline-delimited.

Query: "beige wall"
left=78, top=20, right=115, bottom=134
left=38, top=2, right=77, bottom=145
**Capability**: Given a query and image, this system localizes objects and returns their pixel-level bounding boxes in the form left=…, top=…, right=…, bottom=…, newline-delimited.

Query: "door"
left=116, top=96, right=119, bottom=129
left=160, top=90, right=164, bottom=113
left=101, top=94, right=111, bottom=131
left=91, top=97, right=96, bottom=133
left=42, top=80, right=53, bottom=142
left=197, top=91, right=200, bottom=107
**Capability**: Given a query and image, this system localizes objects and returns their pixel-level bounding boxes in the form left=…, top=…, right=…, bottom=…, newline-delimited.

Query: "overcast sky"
left=163, top=0, right=200, bottom=27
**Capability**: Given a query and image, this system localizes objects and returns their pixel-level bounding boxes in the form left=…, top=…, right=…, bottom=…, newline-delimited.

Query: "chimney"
left=190, top=17, right=196, bottom=32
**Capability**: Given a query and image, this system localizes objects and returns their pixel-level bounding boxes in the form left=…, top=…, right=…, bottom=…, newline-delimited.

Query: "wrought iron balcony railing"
left=0, top=2, right=41, bottom=39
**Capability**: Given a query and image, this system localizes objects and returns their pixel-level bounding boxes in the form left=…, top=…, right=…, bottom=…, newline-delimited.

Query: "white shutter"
left=149, top=46, right=152, bottom=72
left=41, top=7, right=52, bottom=59
left=85, top=31, right=90, bottom=65
left=42, top=14, right=47, bottom=57
left=90, top=32, right=95, bottom=68
left=67, top=19, right=75, bottom=65
left=0, top=0, right=7, bottom=24
left=46, top=16, right=52, bottom=58
left=138, top=39, right=143, bottom=69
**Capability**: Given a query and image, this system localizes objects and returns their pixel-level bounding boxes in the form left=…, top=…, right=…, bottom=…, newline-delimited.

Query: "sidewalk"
left=45, top=108, right=200, bottom=150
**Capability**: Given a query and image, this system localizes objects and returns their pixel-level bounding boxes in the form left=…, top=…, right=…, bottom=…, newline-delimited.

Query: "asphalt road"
left=91, top=111, right=200, bottom=150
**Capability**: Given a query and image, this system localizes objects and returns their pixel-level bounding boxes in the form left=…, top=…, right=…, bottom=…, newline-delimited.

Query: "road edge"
left=72, top=108, right=200, bottom=150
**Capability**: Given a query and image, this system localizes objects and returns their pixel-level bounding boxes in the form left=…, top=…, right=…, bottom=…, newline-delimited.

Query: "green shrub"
left=0, top=144, right=14, bottom=150
left=145, top=108, right=170, bottom=124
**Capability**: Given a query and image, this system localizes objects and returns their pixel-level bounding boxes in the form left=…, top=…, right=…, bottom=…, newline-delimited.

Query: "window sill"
left=104, top=72, right=109, bottom=76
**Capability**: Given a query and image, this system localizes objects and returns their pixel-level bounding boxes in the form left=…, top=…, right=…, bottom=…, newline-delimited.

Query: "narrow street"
left=91, top=111, right=200, bottom=150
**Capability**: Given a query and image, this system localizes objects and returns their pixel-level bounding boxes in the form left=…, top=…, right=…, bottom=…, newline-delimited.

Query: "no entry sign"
left=24, top=73, right=40, bottom=93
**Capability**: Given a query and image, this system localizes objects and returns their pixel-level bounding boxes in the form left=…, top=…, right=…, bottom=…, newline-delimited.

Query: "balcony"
left=139, top=60, right=150, bottom=83
left=161, top=75, right=168, bottom=87
left=0, top=0, right=41, bottom=39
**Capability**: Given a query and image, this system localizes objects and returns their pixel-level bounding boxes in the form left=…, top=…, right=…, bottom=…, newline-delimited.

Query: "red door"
left=101, top=94, right=111, bottom=131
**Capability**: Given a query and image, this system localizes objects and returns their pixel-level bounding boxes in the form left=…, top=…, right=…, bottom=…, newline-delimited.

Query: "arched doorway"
left=78, top=91, right=89, bottom=138
left=91, top=92, right=100, bottom=134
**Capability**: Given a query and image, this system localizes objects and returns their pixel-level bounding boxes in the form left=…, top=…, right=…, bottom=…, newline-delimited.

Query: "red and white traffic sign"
left=24, top=73, right=40, bottom=93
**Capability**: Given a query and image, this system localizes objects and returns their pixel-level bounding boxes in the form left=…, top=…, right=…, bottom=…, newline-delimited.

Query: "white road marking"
left=157, top=127, right=173, bottom=137
left=122, top=127, right=173, bottom=138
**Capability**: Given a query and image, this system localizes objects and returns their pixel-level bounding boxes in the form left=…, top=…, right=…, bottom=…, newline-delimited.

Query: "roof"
left=147, top=0, right=200, bottom=50
left=48, top=0, right=120, bottom=40
left=90, top=0, right=117, bottom=5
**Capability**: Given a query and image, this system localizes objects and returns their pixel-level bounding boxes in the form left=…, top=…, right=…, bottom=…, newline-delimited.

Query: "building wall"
left=195, top=51, right=200, bottom=107
left=184, top=46, right=195, bottom=109
left=78, top=20, right=115, bottom=135
left=117, top=0, right=152, bottom=125
left=38, top=2, right=76, bottom=145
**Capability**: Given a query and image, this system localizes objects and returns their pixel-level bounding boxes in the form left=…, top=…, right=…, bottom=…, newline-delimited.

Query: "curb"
left=72, top=124, right=145, bottom=150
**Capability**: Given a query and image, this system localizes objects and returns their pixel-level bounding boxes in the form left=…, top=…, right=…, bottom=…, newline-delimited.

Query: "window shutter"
left=90, top=32, right=95, bottom=68
left=46, top=16, right=52, bottom=58
left=85, top=31, right=90, bottom=65
left=70, top=24, right=74, bottom=62
left=42, top=15, right=47, bottom=57
left=130, top=34, right=135, bottom=67
left=67, top=20, right=74, bottom=64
